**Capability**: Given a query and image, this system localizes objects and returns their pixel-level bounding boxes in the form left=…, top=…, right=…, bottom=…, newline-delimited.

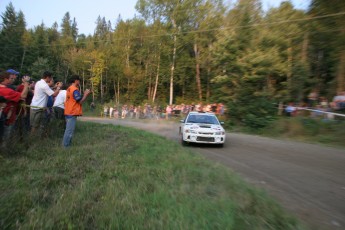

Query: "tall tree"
left=309, top=0, right=345, bottom=94
left=0, top=3, right=26, bottom=69
left=136, top=0, right=189, bottom=105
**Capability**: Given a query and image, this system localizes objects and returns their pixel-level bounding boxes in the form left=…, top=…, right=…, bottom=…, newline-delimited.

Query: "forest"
left=0, top=0, right=344, bottom=127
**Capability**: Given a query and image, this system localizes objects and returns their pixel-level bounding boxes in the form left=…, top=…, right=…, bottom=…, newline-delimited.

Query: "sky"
left=0, top=0, right=311, bottom=35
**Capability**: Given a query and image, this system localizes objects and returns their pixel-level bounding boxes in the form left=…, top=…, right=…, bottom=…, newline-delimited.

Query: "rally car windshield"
left=186, top=115, right=220, bottom=125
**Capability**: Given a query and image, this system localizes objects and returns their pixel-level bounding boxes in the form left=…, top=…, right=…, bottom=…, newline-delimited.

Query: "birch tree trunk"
left=194, top=42, right=202, bottom=101
left=126, top=37, right=131, bottom=102
left=206, top=44, right=212, bottom=102
left=152, top=49, right=161, bottom=103
left=146, top=63, right=151, bottom=100
left=169, top=20, right=177, bottom=105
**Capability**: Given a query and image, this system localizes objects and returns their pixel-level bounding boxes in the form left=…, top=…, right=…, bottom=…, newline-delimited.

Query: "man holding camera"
left=0, top=71, right=30, bottom=144
left=30, top=71, right=62, bottom=135
left=62, top=75, right=91, bottom=147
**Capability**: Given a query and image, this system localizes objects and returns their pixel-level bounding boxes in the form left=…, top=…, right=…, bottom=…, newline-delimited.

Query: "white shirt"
left=333, top=95, right=345, bottom=102
left=53, top=90, right=66, bottom=109
left=30, top=79, right=54, bottom=109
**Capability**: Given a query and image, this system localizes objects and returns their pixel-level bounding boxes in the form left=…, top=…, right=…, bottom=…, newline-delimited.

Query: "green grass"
left=258, top=117, right=345, bottom=148
left=0, top=122, right=304, bottom=229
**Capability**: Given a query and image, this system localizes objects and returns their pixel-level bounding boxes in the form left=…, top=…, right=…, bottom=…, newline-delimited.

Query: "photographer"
left=62, top=75, right=91, bottom=147
left=30, top=71, right=62, bottom=135
left=0, top=72, right=30, bottom=144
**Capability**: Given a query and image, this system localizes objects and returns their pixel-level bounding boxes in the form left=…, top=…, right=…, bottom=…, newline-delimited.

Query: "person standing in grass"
left=30, top=71, right=61, bottom=135
left=62, top=75, right=91, bottom=147
left=53, top=84, right=67, bottom=129
left=0, top=72, right=30, bottom=143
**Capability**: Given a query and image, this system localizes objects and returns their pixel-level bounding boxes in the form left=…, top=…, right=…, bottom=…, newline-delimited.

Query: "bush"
left=227, top=96, right=277, bottom=130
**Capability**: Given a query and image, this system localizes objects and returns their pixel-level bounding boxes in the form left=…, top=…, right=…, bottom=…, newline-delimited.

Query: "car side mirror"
left=220, top=121, right=224, bottom=125
left=180, top=119, right=185, bottom=123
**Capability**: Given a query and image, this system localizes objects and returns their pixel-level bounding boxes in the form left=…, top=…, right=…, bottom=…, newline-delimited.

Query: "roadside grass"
left=226, top=116, right=345, bottom=148
left=1, top=122, right=304, bottom=229
left=258, top=117, right=345, bottom=148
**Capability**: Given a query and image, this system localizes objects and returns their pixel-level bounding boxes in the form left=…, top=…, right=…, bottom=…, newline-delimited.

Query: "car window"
left=187, top=115, right=197, bottom=123
left=186, top=114, right=219, bottom=125
left=202, top=115, right=219, bottom=124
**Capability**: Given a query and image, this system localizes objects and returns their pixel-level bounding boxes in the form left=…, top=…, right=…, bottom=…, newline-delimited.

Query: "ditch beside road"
left=81, top=117, right=345, bottom=230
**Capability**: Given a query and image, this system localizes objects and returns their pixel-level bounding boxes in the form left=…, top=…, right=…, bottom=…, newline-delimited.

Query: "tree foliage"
left=0, top=0, right=343, bottom=128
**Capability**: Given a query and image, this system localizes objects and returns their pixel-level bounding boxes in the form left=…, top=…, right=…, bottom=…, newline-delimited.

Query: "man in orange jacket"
left=62, top=75, right=91, bottom=147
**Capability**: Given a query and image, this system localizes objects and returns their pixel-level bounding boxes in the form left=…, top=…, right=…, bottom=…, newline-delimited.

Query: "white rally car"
left=179, top=112, right=226, bottom=147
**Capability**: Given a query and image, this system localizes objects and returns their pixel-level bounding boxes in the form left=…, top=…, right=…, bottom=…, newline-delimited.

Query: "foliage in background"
left=227, top=95, right=277, bottom=130
left=1, top=0, right=344, bottom=127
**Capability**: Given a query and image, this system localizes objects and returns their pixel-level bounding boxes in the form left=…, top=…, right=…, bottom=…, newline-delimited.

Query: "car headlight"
left=185, top=129, right=197, bottom=134
left=215, top=131, right=225, bottom=135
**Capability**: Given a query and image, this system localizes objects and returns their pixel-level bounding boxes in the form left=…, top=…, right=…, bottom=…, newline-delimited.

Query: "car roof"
left=188, top=111, right=215, bottom=115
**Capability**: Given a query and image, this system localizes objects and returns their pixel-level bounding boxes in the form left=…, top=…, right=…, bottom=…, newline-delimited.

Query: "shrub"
left=227, top=96, right=277, bottom=130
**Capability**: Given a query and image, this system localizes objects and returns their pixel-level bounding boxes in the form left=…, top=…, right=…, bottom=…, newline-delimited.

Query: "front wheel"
left=181, top=137, right=188, bottom=146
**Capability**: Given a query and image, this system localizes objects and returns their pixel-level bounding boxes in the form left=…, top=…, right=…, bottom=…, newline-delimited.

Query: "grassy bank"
left=1, top=122, right=304, bottom=229
left=257, top=117, right=345, bottom=148
left=226, top=116, right=345, bottom=148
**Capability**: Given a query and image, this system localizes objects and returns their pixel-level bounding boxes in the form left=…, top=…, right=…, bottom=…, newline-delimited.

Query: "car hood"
left=184, top=123, right=224, bottom=131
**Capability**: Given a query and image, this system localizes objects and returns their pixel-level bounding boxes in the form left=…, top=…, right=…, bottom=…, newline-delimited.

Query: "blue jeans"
left=62, top=116, right=77, bottom=147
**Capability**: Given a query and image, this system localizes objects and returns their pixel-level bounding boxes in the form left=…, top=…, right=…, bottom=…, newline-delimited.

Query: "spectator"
left=331, top=91, right=345, bottom=110
left=62, top=75, right=91, bottom=147
left=53, top=84, right=67, bottom=128
left=90, top=102, right=95, bottom=112
left=45, top=79, right=56, bottom=126
left=319, top=97, right=329, bottom=109
left=16, top=76, right=35, bottom=135
left=103, top=105, right=108, bottom=117
left=0, top=71, right=30, bottom=144
left=113, top=108, right=119, bottom=119
left=285, top=102, right=297, bottom=117
left=0, top=96, right=7, bottom=143
left=135, top=106, right=141, bottom=119
left=166, top=105, right=172, bottom=119
left=307, top=90, right=319, bottom=107
left=211, top=103, right=217, bottom=113
left=121, top=105, right=127, bottom=119
left=129, top=105, right=134, bottom=119
left=109, top=106, right=114, bottom=118
left=30, top=71, right=61, bottom=135
left=6, top=69, right=20, bottom=90
left=217, top=103, right=225, bottom=116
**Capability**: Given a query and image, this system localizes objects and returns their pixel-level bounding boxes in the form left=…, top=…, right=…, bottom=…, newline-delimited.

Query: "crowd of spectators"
left=283, top=90, right=345, bottom=119
left=102, top=103, right=225, bottom=120
left=0, top=68, right=93, bottom=149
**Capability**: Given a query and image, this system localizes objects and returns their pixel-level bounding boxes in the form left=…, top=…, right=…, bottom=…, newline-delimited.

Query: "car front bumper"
left=182, top=133, right=225, bottom=144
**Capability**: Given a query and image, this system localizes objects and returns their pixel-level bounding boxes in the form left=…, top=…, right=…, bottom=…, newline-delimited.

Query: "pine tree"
left=0, top=3, right=26, bottom=69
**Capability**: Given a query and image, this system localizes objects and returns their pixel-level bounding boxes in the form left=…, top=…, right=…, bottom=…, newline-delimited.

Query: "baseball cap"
left=6, top=69, right=20, bottom=75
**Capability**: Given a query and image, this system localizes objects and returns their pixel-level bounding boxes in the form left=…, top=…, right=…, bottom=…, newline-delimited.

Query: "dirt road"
left=80, top=117, right=345, bottom=230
